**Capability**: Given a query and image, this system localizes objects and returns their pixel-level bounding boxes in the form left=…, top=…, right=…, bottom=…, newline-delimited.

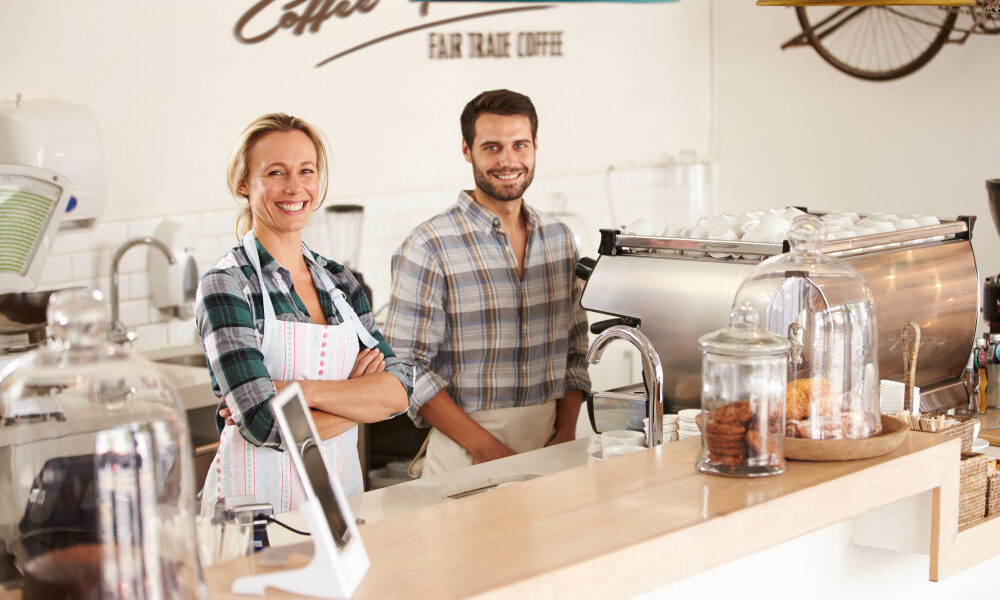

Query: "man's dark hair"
left=460, top=89, right=538, bottom=148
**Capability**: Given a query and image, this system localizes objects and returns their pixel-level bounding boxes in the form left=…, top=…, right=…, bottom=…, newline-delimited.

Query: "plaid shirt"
left=385, top=191, right=591, bottom=428
left=196, top=239, right=413, bottom=448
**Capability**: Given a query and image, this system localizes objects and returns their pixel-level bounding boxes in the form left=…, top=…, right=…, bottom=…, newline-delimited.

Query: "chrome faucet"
left=586, top=325, right=664, bottom=447
left=109, top=237, right=176, bottom=344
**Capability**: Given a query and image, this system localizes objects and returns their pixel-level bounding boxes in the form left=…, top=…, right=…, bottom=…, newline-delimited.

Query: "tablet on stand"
left=232, top=383, right=370, bottom=598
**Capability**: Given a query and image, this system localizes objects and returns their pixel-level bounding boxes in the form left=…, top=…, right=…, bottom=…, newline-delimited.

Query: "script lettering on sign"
left=232, top=1, right=560, bottom=65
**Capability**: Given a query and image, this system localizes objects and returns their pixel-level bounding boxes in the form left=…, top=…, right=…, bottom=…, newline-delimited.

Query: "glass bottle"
left=697, top=304, right=790, bottom=477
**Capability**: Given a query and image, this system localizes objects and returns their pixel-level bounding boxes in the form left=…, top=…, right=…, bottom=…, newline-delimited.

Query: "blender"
left=325, top=204, right=373, bottom=307
left=982, top=179, right=1000, bottom=408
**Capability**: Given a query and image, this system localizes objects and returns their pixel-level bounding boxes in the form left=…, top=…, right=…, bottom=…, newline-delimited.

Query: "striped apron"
left=200, top=232, right=378, bottom=515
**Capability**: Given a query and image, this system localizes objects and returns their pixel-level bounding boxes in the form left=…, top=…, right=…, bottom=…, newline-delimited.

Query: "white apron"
left=200, top=233, right=379, bottom=515
left=419, top=401, right=557, bottom=478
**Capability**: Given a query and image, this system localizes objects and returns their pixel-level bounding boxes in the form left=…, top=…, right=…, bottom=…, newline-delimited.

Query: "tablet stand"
left=231, top=496, right=369, bottom=598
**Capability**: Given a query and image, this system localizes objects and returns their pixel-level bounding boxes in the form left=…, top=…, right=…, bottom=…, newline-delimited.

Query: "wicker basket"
left=959, top=452, right=988, bottom=527
left=940, top=416, right=976, bottom=453
left=988, top=474, right=1000, bottom=517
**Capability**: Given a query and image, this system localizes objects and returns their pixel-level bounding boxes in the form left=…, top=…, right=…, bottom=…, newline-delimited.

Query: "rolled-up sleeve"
left=564, top=239, right=592, bottom=395
left=196, top=270, right=280, bottom=448
left=385, top=236, right=447, bottom=428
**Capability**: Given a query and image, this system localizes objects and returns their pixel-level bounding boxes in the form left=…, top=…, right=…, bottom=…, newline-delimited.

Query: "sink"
left=155, top=353, right=208, bottom=368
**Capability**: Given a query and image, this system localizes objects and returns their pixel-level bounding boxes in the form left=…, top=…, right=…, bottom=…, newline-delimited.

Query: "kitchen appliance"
left=980, top=179, right=1000, bottom=409
left=0, top=98, right=106, bottom=231
left=0, top=288, right=206, bottom=598
left=578, top=212, right=978, bottom=415
left=697, top=304, right=789, bottom=477
left=0, top=164, right=71, bottom=292
left=325, top=204, right=372, bottom=305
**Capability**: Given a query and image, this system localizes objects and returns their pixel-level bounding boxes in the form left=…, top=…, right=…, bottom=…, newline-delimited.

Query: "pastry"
left=712, top=401, right=753, bottom=425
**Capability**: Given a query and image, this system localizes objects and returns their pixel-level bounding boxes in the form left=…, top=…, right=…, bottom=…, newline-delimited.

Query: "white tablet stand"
left=232, top=383, right=370, bottom=598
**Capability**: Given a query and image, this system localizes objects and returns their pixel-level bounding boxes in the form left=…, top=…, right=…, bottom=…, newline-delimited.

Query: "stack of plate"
left=678, top=409, right=702, bottom=439
left=644, top=415, right=681, bottom=443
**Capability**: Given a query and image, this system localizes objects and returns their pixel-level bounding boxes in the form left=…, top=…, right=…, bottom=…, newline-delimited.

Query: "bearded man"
left=385, top=89, right=591, bottom=476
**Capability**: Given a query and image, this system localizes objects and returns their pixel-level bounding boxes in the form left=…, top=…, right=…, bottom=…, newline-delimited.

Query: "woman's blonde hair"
left=227, top=113, right=330, bottom=238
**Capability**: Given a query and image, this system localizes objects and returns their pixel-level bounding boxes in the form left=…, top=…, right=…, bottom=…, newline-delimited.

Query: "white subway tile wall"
left=34, top=167, right=676, bottom=351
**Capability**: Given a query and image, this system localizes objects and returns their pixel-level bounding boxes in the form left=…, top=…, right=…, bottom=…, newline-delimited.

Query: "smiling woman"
left=194, top=113, right=413, bottom=516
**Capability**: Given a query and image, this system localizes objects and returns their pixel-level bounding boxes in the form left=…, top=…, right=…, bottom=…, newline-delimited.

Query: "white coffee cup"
left=856, top=218, right=895, bottom=233
left=826, top=211, right=860, bottom=224
left=701, top=214, right=738, bottom=231
left=603, top=445, right=644, bottom=459
left=707, top=227, right=738, bottom=258
left=754, top=214, right=791, bottom=242
left=822, top=215, right=854, bottom=230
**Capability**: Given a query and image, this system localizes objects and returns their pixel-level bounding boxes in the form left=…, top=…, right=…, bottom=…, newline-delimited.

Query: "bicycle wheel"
left=975, top=0, right=1000, bottom=34
left=796, top=6, right=958, bottom=81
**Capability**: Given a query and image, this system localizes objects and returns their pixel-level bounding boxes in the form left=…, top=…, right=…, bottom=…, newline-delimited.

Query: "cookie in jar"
left=697, top=305, right=789, bottom=477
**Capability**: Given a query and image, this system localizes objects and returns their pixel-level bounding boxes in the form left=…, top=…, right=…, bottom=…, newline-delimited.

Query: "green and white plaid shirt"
left=196, top=239, right=413, bottom=447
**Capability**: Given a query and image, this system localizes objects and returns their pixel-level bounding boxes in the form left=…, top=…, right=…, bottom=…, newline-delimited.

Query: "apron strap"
left=241, top=232, right=277, bottom=321
left=303, top=243, right=381, bottom=350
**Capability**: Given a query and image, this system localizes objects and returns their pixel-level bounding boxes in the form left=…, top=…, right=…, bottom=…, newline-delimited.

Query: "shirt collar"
left=457, top=190, right=540, bottom=232
left=251, top=238, right=325, bottom=275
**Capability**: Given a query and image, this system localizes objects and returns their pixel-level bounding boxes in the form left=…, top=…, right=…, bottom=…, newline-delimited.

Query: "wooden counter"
left=205, top=432, right=962, bottom=599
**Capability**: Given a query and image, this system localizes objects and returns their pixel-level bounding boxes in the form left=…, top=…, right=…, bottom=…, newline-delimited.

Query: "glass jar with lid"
left=0, top=288, right=206, bottom=599
left=697, top=304, right=790, bottom=477
left=732, top=214, right=881, bottom=441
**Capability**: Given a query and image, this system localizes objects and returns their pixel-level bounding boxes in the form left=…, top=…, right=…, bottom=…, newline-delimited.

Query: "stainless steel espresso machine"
left=577, top=212, right=979, bottom=417
left=981, top=179, right=1000, bottom=409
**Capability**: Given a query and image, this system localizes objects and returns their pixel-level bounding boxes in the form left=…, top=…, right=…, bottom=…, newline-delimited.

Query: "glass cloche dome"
left=0, top=289, right=205, bottom=599
left=731, top=214, right=880, bottom=440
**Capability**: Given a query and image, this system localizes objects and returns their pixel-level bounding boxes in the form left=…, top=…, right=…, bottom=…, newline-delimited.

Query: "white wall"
left=713, top=3, right=1000, bottom=279
left=3, top=0, right=999, bottom=350
left=1, top=1, right=711, bottom=220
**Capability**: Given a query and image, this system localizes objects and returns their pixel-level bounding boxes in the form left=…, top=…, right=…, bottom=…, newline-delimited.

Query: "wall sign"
left=233, top=1, right=561, bottom=65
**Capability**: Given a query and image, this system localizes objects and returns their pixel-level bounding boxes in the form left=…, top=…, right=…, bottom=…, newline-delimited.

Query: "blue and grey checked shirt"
left=385, top=191, right=591, bottom=428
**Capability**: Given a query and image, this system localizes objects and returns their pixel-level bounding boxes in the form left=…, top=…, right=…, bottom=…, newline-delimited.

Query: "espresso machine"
left=577, top=210, right=980, bottom=416
left=981, top=179, right=1000, bottom=408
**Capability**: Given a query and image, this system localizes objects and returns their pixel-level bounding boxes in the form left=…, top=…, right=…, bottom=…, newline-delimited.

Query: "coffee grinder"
left=981, top=179, right=1000, bottom=408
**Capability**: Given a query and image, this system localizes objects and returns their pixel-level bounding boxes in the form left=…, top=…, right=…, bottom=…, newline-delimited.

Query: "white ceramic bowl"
left=603, top=445, right=645, bottom=459
left=600, top=430, right=645, bottom=449
left=972, top=438, right=989, bottom=453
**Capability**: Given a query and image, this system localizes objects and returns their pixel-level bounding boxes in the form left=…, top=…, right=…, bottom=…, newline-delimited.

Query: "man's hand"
left=349, top=347, right=385, bottom=379
left=545, top=428, right=576, bottom=447
left=471, top=436, right=516, bottom=464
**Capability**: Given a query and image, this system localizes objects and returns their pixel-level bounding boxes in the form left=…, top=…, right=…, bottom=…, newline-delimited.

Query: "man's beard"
left=471, top=162, right=535, bottom=203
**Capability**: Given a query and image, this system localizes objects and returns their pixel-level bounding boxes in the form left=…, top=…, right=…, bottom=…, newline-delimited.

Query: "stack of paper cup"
left=643, top=415, right=681, bottom=443
left=678, top=409, right=702, bottom=439
left=663, top=414, right=679, bottom=442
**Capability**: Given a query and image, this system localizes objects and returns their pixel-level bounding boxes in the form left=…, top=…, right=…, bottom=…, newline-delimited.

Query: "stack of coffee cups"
left=678, top=409, right=702, bottom=440
left=644, top=415, right=680, bottom=443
